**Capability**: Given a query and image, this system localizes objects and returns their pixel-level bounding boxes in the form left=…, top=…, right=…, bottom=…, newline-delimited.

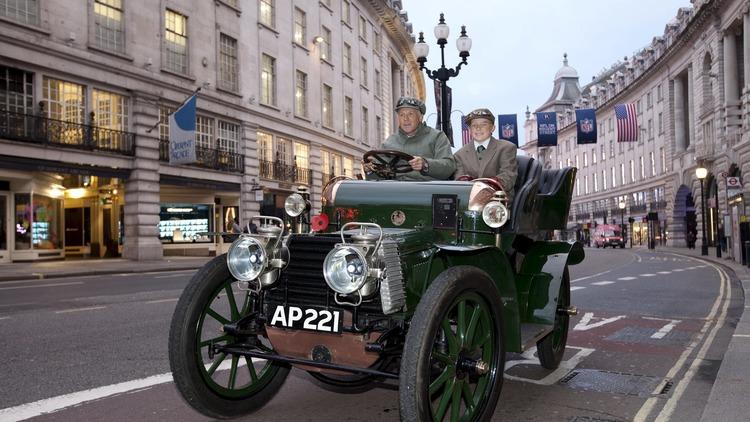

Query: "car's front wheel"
left=168, top=255, right=290, bottom=419
left=399, top=266, right=505, bottom=422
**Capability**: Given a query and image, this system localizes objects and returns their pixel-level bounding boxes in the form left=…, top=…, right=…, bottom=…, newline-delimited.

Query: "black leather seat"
left=509, top=156, right=542, bottom=233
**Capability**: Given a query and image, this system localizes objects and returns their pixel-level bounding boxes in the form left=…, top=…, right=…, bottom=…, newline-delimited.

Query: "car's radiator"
left=264, top=234, right=383, bottom=315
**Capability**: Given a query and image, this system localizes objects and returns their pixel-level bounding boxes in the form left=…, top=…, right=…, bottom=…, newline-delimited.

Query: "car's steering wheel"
left=363, top=149, right=414, bottom=179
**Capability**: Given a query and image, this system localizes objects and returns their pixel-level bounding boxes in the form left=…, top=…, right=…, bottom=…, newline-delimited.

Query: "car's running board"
left=520, top=323, right=552, bottom=351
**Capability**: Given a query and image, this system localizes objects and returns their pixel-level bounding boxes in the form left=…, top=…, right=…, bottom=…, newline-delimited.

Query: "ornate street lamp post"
left=696, top=166, right=709, bottom=256
left=414, top=13, right=472, bottom=146
left=619, top=201, right=626, bottom=246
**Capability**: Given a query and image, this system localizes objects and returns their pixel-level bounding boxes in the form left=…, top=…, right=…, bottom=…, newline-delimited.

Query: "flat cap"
left=395, top=96, right=426, bottom=115
left=465, top=108, right=495, bottom=125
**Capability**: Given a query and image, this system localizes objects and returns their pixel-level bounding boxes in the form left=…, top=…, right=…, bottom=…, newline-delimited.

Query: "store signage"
left=727, top=177, right=743, bottom=198
left=167, top=207, right=194, bottom=213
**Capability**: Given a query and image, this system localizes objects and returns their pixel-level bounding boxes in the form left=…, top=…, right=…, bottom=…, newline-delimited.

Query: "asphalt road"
left=0, top=248, right=742, bottom=421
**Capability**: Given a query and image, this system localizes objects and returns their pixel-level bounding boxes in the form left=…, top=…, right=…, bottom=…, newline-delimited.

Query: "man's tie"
left=477, top=145, right=485, bottom=154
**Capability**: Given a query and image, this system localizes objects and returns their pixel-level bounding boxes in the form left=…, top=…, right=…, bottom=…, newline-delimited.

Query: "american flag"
left=615, top=103, right=638, bottom=142
left=461, top=116, right=471, bottom=146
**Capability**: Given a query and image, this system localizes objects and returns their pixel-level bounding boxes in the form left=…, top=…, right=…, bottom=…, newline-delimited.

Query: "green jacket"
left=381, top=123, right=456, bottom=181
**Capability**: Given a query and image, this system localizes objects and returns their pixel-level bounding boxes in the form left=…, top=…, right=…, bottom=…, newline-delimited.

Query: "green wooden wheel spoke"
left=433, top=377, right=455, bottom=421
left=441, top=319, right=459, bottom=354
left=206, top=352, right=227, bottom=376
left=239, top=290, right=252, bottom=315
left=199, top=334, right=231, bottom=348
left=227, top=355, right=239, bottom=389
left=429, top=366, right=453, bottom=396
left=461, top=380, right=476, bottom=412
left=245, top=356, right=258, bottom=382
left=432, top=351, right=453, bottom=366
left=224, top=285, right=240, bottom=320
left=457, top=300, right=467, bottom=346
left=206, top=307, right=230, bottom=325
left=450, top=379, right=462, bottom=421
left=465, top=305, right=482, bottom=348
left=474, top=330, right=491, bottom=348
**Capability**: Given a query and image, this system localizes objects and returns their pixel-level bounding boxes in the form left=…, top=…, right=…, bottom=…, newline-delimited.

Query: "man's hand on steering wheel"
left=363, top=149, right=415, bottom=179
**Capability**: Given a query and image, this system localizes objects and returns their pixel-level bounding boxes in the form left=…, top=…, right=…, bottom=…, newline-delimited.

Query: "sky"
left=402, top=0, right=692, bottom=147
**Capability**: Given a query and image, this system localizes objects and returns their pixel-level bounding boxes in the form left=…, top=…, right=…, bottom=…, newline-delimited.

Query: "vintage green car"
left=168, top=150, right=583, bottom=421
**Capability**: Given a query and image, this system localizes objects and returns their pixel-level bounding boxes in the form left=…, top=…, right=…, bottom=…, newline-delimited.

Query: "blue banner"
left=496, top=114, right=518, bottom=146
left=535, top=112, right=557, bottom=147
left=575, top=108, right=597, bottom=144
left=169, top=94, right=197, bottom=164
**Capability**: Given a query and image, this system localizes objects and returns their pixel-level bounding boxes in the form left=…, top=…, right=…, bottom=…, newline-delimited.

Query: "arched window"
left=702, top=52, right=714, bottom=109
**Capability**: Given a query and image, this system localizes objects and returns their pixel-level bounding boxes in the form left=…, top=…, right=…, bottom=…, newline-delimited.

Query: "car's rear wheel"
left=400, top=266, right=505, bottom=422
left=169, top=255, right=290, bottom=419
left=536, top=266, right=570, bottom=369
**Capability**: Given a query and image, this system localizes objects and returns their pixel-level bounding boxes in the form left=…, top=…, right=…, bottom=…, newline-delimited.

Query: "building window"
left=657, top=83, right=663, bottom=102
left=158, top=106, right=173, bottom=141
left=343, top=43, right=352, bottom=75
left=164, top=9, right=188, bottom=74
left=257, top=131, right=273, bottom=162
left=294, top=142, right=310, bottom=170
left=575, top=155, right=579, bottom=169
left=276, top=137, right=291, bottom=165
left=92, top=89, right=128, bottom=131
left=0, top=65, right=34, bottom=115
left=0, top=0, right=38, bottom=26
left=629, top=160, right=635, bottom=182
left=640, top=156, right=645, bottom=179
left=611, top=166, right=616, bottom=188
left=593, top=173, right=598, bottom=192
left=43, top=77, right=85, bottom=124
left=344, top=96, right=353, bottom=137
left=646, top=91, right=652, bottom=108
left=620, top=163, right=625, bottom=185
left=196, top=115, right=214, bottom=149
left=636, top=99, right=642, bottom=114
left=361, top=106, right=368, bottom=143
left=592, top=148, right=596, bottom=164
left=376, top=115, right=382, bottom=140
left=343, top=156, right=354, bottom=177
left=94, top=0, right=125, bottom=53
left=358, top=16, right=367, bottom=41
left=219, top=34, right=238, bottom=92
left=658, top=112, right=663, bottom=134
left=647, top=118, right=653, bottom=140
left=261, top=54, right=276, bottom=106
left=320, top=26, right=331, bottom=60
left=575, top=178, right=580, bottom=196
left=295, top=70, right=307, bottom=117
left=602, top=170, right=607, bottom=190
left=650, top=151, right=656, bottom=176
left=600, top=144, right=605, bottom=161
left=584, top=176, right=589, bottom=195
left=583, top=152, right=588, bottom=167
left=360, top=57, right=368, bottom=87
left=341, top=0, right=350, bottom=25
left=218, top=121, right=239, bottom=153
left=293, top=7, right=306, bottom=45
left=660, top=147, right=666, bottom=174
left=608, top=118, right=613, bottom=132
left=374, top=69, right=381, bottom=97
left=322, top=84, right=333, bottom=128
left=609, top=140, right=614, bottom=158
left=373, top=30, right=382, bottom=52
left=259, top=0, right=274, bottom=27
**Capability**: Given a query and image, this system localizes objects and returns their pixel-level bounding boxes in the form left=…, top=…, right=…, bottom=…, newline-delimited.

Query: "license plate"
left=269, top=305, right=342, bottom=333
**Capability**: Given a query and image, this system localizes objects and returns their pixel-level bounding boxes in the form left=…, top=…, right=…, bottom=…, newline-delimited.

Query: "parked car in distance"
left=593, top=224, right=625, bottom=248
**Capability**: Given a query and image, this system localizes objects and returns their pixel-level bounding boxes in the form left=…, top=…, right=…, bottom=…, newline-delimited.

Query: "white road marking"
left=0, top=282, right=83, bottom=291
left=591, top=281, right=615, bottom=286
left=0, top=316, right=10, bottom=321
left=733, top=334, right=750, bottom=338
left=672, top=268, right=684, bottom=272
left=0, top=358, right=255, bottom=421
left=570, top=286, right=586, bottom=291
left=635, top=262, right=731, bottom=422
left=643, top=318, right=682, bottom=339
left=55, top=306, right=106, bottom=314
left=144, top=298, right=179, bottom=304
left=504, top=345, right=595, bottom=385
left=573, top=312, right=626, bottom=331
left=640, top=274, right=656, bottom=277
left=657, top=271, right=671, bottom=275
left=617, top=276, right=636, bottom=280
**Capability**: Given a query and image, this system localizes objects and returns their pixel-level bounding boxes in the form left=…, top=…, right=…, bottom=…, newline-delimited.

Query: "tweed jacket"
left=379, top=123, right=456, bottom=181
left=454, top=137, right=518, bottom=202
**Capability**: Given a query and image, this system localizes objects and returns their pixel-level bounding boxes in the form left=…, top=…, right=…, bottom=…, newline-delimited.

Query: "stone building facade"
left=0, top=0, right=423, bottom=261
left=522, top=0, right=750, bottom=263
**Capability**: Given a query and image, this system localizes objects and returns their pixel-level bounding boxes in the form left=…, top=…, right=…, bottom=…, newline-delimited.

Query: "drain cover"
left=560, top=369, right=664, bottom=397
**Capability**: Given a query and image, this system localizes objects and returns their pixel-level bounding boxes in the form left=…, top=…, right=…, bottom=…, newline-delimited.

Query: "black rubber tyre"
left=536, top=266, right=571, bottom=370
left=307, top=371, right=376, bottom=393
left=399, top=266, right=505, bottom=422
left=168, top=254, right=290, bottom=419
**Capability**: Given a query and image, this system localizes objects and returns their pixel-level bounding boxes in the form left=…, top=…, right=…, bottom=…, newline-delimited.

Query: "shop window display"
left=14, top=193, right=62, bottom=250
left=158, top=204, right=212, bottom=243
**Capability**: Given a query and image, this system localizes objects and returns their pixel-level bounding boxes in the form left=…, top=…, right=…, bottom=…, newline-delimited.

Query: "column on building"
left=673, top=76, right=686, bottom=151
left=723, top=29, right=742, bottom=134
left=686, top=65, right=694, bottom=149
left=743, top=13, right=750, bottom=130
left=240, top=122, right=261, bottom=224
left=123, top=92, right=163, bottom=260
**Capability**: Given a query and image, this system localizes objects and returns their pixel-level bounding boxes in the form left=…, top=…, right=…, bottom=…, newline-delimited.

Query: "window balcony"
left=0, top=109, right=135, bottom=156
left=158, top=139, right=244, bottom=173
left=259, top=159, right=312, bottom=185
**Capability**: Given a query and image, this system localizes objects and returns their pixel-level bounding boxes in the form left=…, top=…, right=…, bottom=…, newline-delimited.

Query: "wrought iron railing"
left=0, top=109, right=135, bottom=156
left=259, top=159, right=312, bottom=185
left=158, top=139, right=244, bottom=173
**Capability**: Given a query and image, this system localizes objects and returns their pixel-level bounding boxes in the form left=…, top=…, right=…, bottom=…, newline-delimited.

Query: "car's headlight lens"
left=482, top=202, right=509, bottom=228
left=323, top=246, right=369, bottom=294
left=284, top=193, right=306, bottom=217
left=227, top=236, right=268, bottom=281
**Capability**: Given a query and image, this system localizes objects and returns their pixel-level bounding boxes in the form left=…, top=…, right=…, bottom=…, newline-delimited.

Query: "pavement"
left=0, top=246, right=747, bottom=420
